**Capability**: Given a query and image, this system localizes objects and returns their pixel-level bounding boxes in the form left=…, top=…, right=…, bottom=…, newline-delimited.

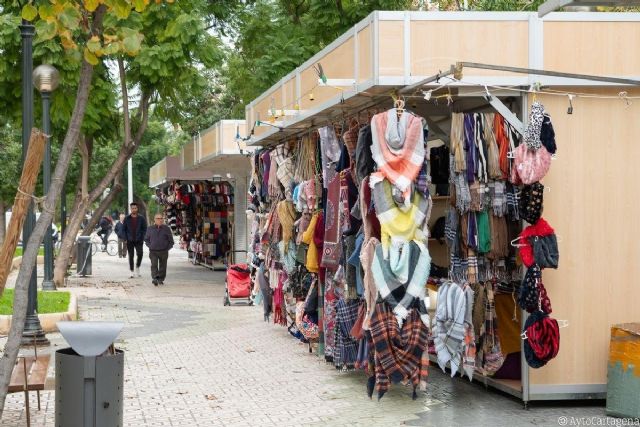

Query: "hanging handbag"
left=514, top=143, right=552, bottom=185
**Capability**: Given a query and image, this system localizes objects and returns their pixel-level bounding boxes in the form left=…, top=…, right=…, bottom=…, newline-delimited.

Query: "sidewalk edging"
left=0, top=292, right=77, bottom=334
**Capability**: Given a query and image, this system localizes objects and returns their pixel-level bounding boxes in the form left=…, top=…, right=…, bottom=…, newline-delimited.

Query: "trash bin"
left=55, top=321, right=124, bottom=427
left=76, top=235, right=92, bottom=276
left=607, top=323, right=640, bottom=418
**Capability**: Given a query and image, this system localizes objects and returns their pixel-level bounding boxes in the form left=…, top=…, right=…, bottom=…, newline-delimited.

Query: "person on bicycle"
left=123, top=202, right=147, bottom=278
left=97, top=216, right=113, bottom=252
left=144, top=213, right=173, bottom=286
left=114, top=213, right=127, bottom=258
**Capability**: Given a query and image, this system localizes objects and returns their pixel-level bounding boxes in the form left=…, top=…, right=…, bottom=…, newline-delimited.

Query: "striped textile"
left=276, top=157, right=295, bottom=200
left=334, top=299, right=360, bottom=369
left=371, top=241, right=431, bottom=328
left=461, top=284, right=476, bottom=381
left=433, top=281, right=467, bottom=377
left=370, top=110, right=425, bottom=197
left=273, top=143, right=291, bottom=165
left=369, top=303, right=429, bottom=400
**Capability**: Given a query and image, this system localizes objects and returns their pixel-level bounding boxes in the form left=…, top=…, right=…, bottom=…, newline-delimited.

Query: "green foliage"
left=0, top=289, right=70, bottom=315
left=0, top=125, right=22, bottom=204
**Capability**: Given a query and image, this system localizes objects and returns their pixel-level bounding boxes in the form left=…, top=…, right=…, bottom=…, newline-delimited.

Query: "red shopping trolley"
left=223, top=250, right=253, bottom=306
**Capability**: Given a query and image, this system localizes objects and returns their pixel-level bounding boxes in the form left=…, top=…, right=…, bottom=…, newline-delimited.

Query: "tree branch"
left=118, top=57, right=131, bottom=148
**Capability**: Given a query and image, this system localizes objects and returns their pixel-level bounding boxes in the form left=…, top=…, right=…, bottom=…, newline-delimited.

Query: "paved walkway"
left=2, top=249, right=609, bottom=426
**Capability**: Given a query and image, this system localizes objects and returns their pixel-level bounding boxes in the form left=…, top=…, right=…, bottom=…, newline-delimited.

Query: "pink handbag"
left=513, top=144, right=551, bottom=185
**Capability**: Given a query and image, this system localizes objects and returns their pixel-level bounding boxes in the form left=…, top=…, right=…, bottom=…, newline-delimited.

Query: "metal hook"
left=567, top=94, right=574, bottom=115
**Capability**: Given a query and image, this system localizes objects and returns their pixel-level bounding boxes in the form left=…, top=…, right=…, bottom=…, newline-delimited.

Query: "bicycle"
left=88, top=231, right=118, bottom=256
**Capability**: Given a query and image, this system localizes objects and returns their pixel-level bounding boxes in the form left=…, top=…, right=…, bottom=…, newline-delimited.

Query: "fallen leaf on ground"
left=205, top=394, right=217, bottom=400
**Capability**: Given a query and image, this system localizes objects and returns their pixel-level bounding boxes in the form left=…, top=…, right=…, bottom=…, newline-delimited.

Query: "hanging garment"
left=342, top=121, right=359, bottom=158
left=464, top=114, right=478, bottom=183
left=474, top=113, right=489, bottom=183
left=260, top=150, right=271, bottom=200
left=318, top=126, right=343, bottom=189
left=296, top=301, right=319, bottom=341
left=360, top=236, right=381, bottom=331
left=268, top=151, right=281, bottom=198
left=371, top=241, right=431, bottom=328
left=430, top=145, right=450, bottom=185
left=483, top=113, right=502, bottom=180
left=487, top=214, right=509, bottom=260
left=313, top=213, right=326, bottom=284
left=450, top=113, right=466, bottom=173
left=321, top=174, right=342, bottom=269
left=276, top=157, right=295, bottom=200
left=368, top=303, right=430, bottom=400
left=523, top=310, right=560, bottom=368
left=475, top=284, right=506, bottom=376
left=371, top=179, right=430, bottom=255
left=540, top=110, right=557, bottom=154
left=323, top=270, right=340, bottom=360
left=517, top=217, right=559, bottom=269
left=277, top=200, right=297, bottom=252
left=334, top=298, right=360, bottom=369
left=355, top=124, right=376, bottom=183
left=491, top=181, right=507, bottom=217
left=257, top=264, right=272, bottom=322
left=519, top=182, right=544, bottom=225
left=347, top=232, right=364, bottom=296
left=505, top=182, right=520, bottom=221
left=476, top=211, right=491, bottom=254
left=494, top=114, right=510, bottom=179
left=360, top=177, right=381, bottom=241
left=454, top=173, right=471, bottom=214
left=370, top=110, right=425, bottom=201
left=433, top=281, right=467, bottom=377
left=461, top=283, right=477, bottom=381
left=301, top=213, right=320, bottom=273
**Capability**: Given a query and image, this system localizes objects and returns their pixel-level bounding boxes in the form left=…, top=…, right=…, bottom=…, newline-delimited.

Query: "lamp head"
left=33, top=64, right=60, bottom=93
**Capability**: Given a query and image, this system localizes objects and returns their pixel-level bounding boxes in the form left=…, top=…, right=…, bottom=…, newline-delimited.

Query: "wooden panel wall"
left=182, top=140, right=196, bottom=169
left=200, top=125, right=218, bottom=159
left=530, top=88, right=640, bottom=386
left=221, top=122, right=238, bottom=153
left=544, top=22, right=640, bottom=76
left=358, top=25, right=372, bottom=82
left=410, top=20, right=528, bottom=77
left=378, top=20, right=404, bottom=77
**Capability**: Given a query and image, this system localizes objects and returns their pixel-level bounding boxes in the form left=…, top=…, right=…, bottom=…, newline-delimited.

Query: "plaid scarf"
left=371, top=179, right=430, bottom=255
left=491, top=181, right=507, bottom=217
left=371, top=241, right=431, bottom=328
left=370, top=110, right=425, bottom=200
left=276, top=157, right=295, bottom=200
left=369, top=303, right=429, bottom=400
left=334, top=298, right=360, bottom=369
left=506, top=182, right=520, bottom=221
left=454, top=173, right=471, bottom=214
left=274, top=143, right=291, bottom=165
left=433, top=281, right=467, bottom=377
left=462, top=283, right=476, bottom=381
left=475, top=284, right=505, bottom=376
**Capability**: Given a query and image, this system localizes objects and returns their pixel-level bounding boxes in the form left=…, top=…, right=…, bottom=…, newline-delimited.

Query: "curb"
left=0, top=293, right=78, bottom=334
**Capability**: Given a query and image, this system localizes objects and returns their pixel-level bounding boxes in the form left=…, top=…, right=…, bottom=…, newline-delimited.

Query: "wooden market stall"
left=181, top=120, right=254, bottom=265
left=245, top=10, right=640, bottom=404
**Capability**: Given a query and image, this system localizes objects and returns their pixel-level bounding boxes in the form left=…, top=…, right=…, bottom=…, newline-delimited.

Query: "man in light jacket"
left=114, top=213, right=127, bottom=258
left=144, top=213, right=174, bottom=286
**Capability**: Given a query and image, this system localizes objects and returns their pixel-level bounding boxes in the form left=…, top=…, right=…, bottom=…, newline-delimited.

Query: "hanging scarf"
left=273, top=273, right=288, bottom=326
left=488, top=213, right=509, bottom=260
left=301, top=213, right=320, bottom=273
left=450, top=113, right=466, bottom=173
left=260, top=150, right=271, bottom=200
left=334, top=298, right=360, bottom=369
left=464, top=114, right=477, bottom=183
left=494, top=114, right=510, bottom=179
left=433, top=281, right=467, bottom=377
left=257, top=264, right=272, bottom=322
left=340, top=171, right=352, bottom=234
left=276, top=157, right=295, bottom=200
left=360, top=177, right=381, bottom=241
left=491, top=181, right=507, bottom=217
left=462, top=283, right=477, bottom=381
left=321, top=174, right=342, bottom=269
left=323, top=269, right=340, bottom=360
left=475, top=284, right=505, bottom=376
left=454, top=173, right=471, bottom=214
left=483, top=113, right=502, bottom=180
left=318, top=126, right=342, bottom=189
left=476, top=211, right=491, bottom=254
left=370, top=110, right=425, bottom=202
left=371, top=241, right=431, bottom=327
left=474, top=113, right=489, bottom=183
left=368, top=303, right=430, bottom=400
left=371, top=179, right=430, bottom=256
left=277, top=200, right=297, bottom=252
left=355, top=124, right=376, bottom=183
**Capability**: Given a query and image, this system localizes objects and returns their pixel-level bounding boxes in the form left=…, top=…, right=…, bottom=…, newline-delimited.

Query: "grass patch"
left=13, top=247, right=45, bottom=257
left=0, top=289, right=71, bottom=315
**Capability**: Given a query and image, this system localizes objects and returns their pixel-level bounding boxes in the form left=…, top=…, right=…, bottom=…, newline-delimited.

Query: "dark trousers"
left=127, top=241, right=143, bottom=271
left=118, top=239, right=127, bottom=257
left=149, top=250, right=169, bottom=281
left=98, top=228, right=111, bottom=246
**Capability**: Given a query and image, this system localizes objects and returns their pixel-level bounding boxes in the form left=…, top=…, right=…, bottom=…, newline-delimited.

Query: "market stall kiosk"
left=244, top=10, right=640, bottom=404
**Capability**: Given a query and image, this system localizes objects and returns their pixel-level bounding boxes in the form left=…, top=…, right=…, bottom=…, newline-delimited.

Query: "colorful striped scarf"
left=369, top=303, right=430, bottom=400
left=370, top=110, right=425, bottom=201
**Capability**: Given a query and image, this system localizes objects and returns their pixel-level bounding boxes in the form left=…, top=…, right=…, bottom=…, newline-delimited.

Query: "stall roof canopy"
left=538, top=1, right=640, bottom=17
left=148, top=155, right=213, bottom=188
left=245, top=10, right=640, bottom=147
left=181, top=120, right=254, bottom=174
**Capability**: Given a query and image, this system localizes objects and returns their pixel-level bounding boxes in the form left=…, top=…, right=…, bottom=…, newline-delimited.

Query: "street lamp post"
left=33, top=64, right=60, bottom=291
left=19, top=22, right=49, bottom=346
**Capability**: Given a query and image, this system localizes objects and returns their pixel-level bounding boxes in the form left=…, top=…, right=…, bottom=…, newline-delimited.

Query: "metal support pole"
left=127, top=158, right=133, bottom=213
left=19, top=22, right=49, bottom=346
left=42, top=91, right=55, bottom=290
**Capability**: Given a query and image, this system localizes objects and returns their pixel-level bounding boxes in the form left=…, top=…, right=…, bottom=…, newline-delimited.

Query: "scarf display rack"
left=155, top=180, right=234, bottom=270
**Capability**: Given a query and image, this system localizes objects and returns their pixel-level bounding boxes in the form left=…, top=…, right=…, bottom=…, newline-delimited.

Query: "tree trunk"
left=82, top=176, right=123, bottom=237
left=53, top=136, right=93, bottom=287
left=0, top=130, right=46, bottom=294
left=0, top=200, right=6, bottom=246
left=0, top=4, right=105, bottom=411
left=135, top=194, right=150, bottom=225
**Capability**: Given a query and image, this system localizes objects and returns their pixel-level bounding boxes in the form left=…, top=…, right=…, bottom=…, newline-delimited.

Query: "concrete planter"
left=11, top=255, right=45, bottom=272
left=0, top=293, right=77, bottom=334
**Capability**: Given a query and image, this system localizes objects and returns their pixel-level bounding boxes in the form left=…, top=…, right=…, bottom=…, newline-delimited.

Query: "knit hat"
left=518, top=217, right=558, bottom=268
left=540, top=113, right=557, bottom=154
left=518, top=265, right=552, bottom=314
left=519, top=182, right=544, bottom=224
left=523, top=310, right=560, bottom=368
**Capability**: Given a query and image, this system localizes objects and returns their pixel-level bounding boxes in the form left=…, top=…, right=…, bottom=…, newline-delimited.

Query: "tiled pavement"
left=2, top=250, right=609, bottom=426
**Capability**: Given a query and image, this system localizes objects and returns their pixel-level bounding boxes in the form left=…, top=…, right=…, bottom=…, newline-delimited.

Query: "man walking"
left=123, top=202, right=147, bottom=278
left=114, top=213, right=127, bottom=258
left=144, top=213, right=173, bottom=286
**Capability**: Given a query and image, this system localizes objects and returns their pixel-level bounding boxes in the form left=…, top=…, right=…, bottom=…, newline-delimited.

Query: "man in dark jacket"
left=144, top=213, right=173, bottom=286
left=122, top=202, right=148, bottom=278
left=114, top=213, right=127, bottom=258
left=97, top=216, right=113, bottom=250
